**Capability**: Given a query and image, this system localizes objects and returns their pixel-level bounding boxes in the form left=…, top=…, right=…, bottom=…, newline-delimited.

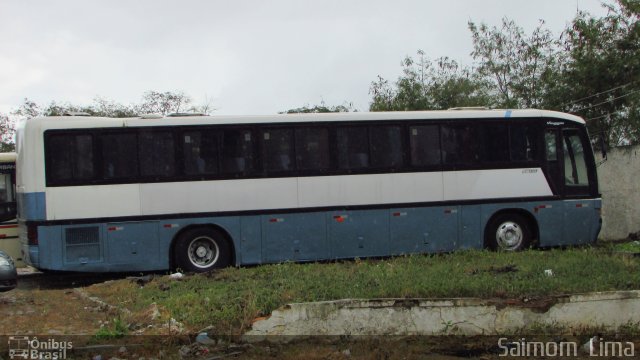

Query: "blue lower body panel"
left=20, top=198, right=601, bottom=272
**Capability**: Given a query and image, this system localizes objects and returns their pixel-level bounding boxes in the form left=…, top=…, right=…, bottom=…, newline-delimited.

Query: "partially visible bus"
left=0, top=152, right=20, bottom=267
left=16, top=110, right=601, bottom=272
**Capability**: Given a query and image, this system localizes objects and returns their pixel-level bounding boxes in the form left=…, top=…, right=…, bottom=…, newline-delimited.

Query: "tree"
left=0, top=113, right=15, bottom=152
left=188, top=94, right=216, bottom=115
left=427, top=57, right=494, bottom=110
left=92, top=97, right=138, bottom=118
left=369, top=51, right=491, bottom=111
left=468, top=18, right=559, bottom=109
left=12, top=98, right=41, bottom=119
left=41, top=101, right=96, bottom=117
left=138, top=91, right=193, bottom=115
left=367, top=1, right=638, bottom=145
left=7, top=91, right=209, bottom=150
left=12, top=97, right=137, bottom=119
left=281, top=101, right=354, bottom=114
left=558, top=0, right=640, bottom=146
left=12, top=90, right=206, bottom=120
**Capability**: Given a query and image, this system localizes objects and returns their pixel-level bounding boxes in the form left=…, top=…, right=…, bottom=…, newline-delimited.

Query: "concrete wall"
left=597, top=144, right=640, bottom=240
left=245, top=291, right=640, bottom=337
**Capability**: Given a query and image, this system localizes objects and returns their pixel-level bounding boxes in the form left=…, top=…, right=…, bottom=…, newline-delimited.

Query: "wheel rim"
left=495, top=221, right=523, bottom=250
left=187, top=236, right=220, bottom=268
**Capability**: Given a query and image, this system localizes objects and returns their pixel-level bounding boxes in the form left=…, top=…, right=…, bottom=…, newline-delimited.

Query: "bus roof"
left=21, top=109, right=585, bottom=131
left=0, top=152, right=16, bottom=162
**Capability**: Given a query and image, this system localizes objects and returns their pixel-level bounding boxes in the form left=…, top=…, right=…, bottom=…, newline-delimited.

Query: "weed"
left=94, top=317, right=129, bottom=339
left=612, top=241, right=640, bottom=253
left=439, top=320, right=466, bottom=335
left=618, top=321, right=640, bottom=336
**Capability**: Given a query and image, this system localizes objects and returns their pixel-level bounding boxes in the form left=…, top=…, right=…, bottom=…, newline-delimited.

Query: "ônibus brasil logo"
left=8, top=336, right=72, bottom=360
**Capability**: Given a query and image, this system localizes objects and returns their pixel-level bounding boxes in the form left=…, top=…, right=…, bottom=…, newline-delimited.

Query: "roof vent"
left=166, top=112, right=208, bottom=117
left=63, top=111, right=91, bottom=116
left=140, top=114, right=163, bottom=119
left=447, top=107, right=490, bottom=111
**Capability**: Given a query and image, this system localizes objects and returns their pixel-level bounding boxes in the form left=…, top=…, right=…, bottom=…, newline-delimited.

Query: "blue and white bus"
left=16, top=109, right=601, bottom=272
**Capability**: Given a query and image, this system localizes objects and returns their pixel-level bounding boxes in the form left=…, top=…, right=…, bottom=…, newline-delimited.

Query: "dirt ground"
left=0, top=284, right=507, bottom=359
left=0, top=287, right=108, bottom=335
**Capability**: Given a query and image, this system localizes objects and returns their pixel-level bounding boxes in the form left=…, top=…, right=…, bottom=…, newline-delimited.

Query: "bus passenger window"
left=139, top=131, right=176, bottom=178
left=441, top=124, right=481, bottom=165
left=261, top=129, right=294, bottom=173
left=337, top=127, right=369, bottom=170
left=370, top=126, right=404, bottom=168
left=221, top=130, right=254, bottom=175
left=48, top=136, right=73, bottom=181
left=47, top=134, right=95, bottom=183
left=101, top=133, right=138, bottom=179
left=410, top=125, right=441, bottom=167
left=183, top=131, right=219, bottom=175
left=482, top=124, right=508, bottom=162
left=295, top=127, right=330, bottom=171
left=510, top=124, right=538, bottom=161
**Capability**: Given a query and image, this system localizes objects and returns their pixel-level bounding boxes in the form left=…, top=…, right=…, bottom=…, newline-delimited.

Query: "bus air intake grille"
left=64, top=226, right=101, bottom=263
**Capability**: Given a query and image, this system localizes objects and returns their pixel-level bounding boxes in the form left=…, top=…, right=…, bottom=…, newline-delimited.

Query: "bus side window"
left=261, top=128, right=294, bottom=173
left=183, top=130, right=219, bottom=175
left=47, top=133, right=95, bottom=183
left=295, top=127, right=330, bottom=171
left=220, top=129, right=254, bottom=175
left=101, top=133, right=138, bottom=179
left=510, top=124, right=539, bottom=161
left=139, top=131, right=176, bottom=178
left=370, top=125, right=404, bottom=169
left=410, top=125, right=441, bottom=167
left=545, top=130, right=557, bottom=161
left=441, top=124, right=481, bottom=165
left=482, top=124, right=509, bottom=162
left=337, top=126, right=369, bottom=170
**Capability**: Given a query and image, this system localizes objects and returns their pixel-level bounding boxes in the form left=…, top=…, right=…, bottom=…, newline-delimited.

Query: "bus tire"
left=485, top=213, right=532, bottom=251
left=174, top=227, right=231, bottom=272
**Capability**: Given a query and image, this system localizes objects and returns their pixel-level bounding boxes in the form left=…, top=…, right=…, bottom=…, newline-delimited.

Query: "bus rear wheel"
left=174, top=228, right=231, bottom=272
left=485, top=213, right=532, bottom=251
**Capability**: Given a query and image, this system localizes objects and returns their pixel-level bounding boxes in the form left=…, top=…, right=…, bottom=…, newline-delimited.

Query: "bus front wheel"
left=485, top=213, right=532, bottom=251
left=174, top=228, right=231, bottom=272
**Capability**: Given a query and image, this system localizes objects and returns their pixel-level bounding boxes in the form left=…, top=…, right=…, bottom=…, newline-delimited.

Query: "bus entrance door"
left=560, top=129, right=597, bottom=245
left=542, top=126, right=595, bottom=246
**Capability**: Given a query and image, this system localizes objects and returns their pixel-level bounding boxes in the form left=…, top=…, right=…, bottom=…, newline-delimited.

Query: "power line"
left=572, top=88, right=640, bottom=113
left=561, top=82, right=636, bottom=108
left=587, top=112, right=614, bottom=121
left=585, top=111, right=631, bottom=122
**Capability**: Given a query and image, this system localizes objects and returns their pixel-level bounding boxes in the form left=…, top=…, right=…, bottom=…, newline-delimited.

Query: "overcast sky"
left=0, top=0, right=609, bottom=115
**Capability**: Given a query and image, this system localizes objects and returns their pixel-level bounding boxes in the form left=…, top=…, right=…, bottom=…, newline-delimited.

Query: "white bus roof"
left=0, top=152, right=16, bottom=162
left=21, top=109, right=585, bottom=131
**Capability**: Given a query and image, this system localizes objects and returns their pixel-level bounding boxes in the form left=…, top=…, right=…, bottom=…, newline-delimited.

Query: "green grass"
left=87, top=247, right=640, bottom=335
left=94, top=317, right=129, bottom=339
left=610, top=240, right=640, bottom=253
